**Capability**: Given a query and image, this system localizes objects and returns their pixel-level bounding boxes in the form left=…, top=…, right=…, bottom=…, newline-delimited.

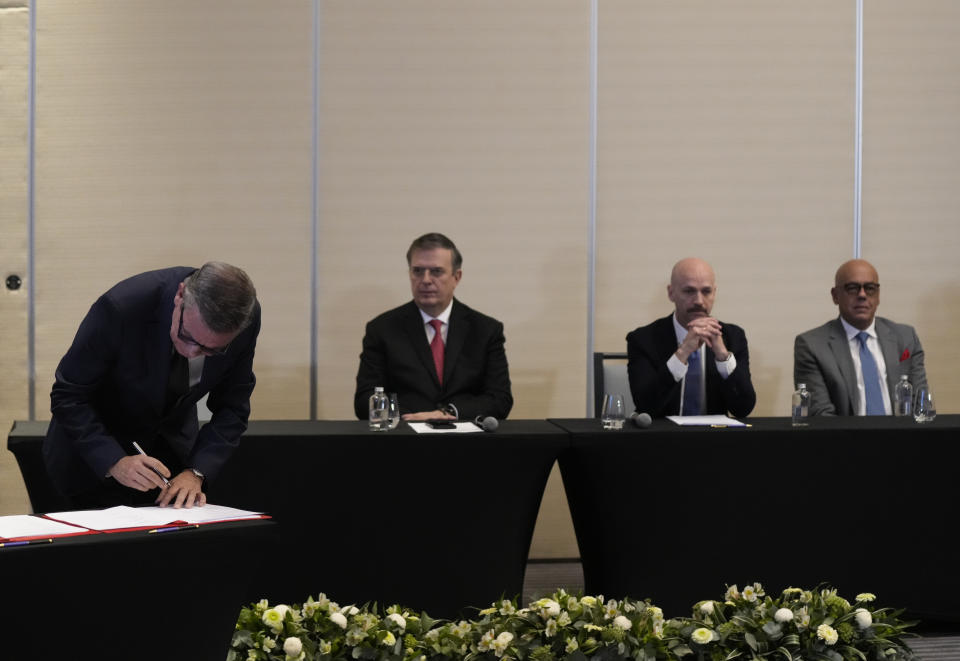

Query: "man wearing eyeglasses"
left=793, top=259, right=926, bottom=416
left=43, top=262, right=260, bottom=509
left=354, top=232, right=513, bottom=422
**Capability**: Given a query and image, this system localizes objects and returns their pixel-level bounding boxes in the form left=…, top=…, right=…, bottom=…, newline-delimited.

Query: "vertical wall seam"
left=310, top=0, right=320, bottom=420
left=27, top=0, right=37, bottom=420
left=585, top=0, right=598, bottom=416
left=853, top=0, right=863, bottom=258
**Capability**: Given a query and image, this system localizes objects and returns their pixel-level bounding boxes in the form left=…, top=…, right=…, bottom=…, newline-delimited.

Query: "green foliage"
left=230, top=586, right=916, bottom=661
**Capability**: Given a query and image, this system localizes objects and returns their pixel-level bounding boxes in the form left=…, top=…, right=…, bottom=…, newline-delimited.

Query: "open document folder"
left=44, top=503, right=265, bottom=531
left=0, top=514, right=89, bottom=540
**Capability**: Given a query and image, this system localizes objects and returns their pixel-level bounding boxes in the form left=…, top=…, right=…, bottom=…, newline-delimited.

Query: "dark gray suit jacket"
left=43, top=267, right=260, bottom=497
left=793, top=316, right=927, bottom=416
left=626, top=314, right=756, bottom=418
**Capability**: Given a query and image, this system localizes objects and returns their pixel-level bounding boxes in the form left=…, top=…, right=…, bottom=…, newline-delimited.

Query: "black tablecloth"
left=0, top=518, right=276, bottom=661
left=210, top=420, right=564, bottom=617
left=552, top=415, right=960, bottom=622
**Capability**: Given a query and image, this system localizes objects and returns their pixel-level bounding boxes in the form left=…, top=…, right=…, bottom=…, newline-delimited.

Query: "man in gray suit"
left=794, top=259, right=927, bottom=416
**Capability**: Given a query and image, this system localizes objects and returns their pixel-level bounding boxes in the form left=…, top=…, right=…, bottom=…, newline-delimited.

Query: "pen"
left=131, top=441, right=171, bottom=487
left=0, top=538, right=54, bottom=548
left=148, top=524, right=200, bottom=534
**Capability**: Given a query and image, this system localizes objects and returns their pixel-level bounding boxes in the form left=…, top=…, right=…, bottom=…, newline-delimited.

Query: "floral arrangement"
left=666, top=583, right=917, bottom=660
left=229, top=584, right=917, bottom=661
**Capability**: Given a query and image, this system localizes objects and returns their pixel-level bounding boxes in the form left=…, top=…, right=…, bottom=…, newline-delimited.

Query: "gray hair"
left=182, top=262, right=257, bottom=333
left=406, top=232, right=463, bottom=271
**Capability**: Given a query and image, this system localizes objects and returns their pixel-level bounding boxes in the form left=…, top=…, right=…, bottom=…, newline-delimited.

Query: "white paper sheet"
left=0, top=514, right=89, bottom=539
left=44, top=503, right=264, bottom=531
left=666, top=415, right=747, bottom=427
left=407, top=421, right=485, bottom=434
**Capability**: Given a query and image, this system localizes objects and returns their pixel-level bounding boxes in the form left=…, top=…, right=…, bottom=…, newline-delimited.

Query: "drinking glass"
left=388, top=393, right=400, bottom=429
left=601, top=393, right=626, bottom=430
left=914, top=388, right=936, bottom=423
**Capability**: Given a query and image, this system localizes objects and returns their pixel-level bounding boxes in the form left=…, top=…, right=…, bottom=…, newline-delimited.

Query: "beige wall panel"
left=596, top=0, right=856, bottom=416
left=862, top=1, right=960, bottom=412
left=32, top=1, right=314, bottom=420
left=0, top=6, right=32, bottom=514
left=315, top=1, right=590, bottom=557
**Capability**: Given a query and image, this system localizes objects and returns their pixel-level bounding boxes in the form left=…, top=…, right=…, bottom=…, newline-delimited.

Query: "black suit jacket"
left=43, top=267, right=260, bottom=497
left=626, top=314, right=756, bottom=418
left=354, top=299, right=513, bottom=421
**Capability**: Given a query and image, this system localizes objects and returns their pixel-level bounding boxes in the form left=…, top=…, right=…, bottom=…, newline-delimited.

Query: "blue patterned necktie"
left=683, top=349, right=702, bottom=415
left=857, top=331, right=885, bottom=415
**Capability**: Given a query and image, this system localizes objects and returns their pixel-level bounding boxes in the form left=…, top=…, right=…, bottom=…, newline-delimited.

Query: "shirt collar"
left=839, top=316, right=877, bottom=341
left=419, top=300, right=454, bottom=326
left=671, top=313, right=688, bottom=345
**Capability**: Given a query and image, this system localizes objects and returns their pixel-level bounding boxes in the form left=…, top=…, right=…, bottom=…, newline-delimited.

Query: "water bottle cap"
left=797, top=383, right=806, bottom=389
left=374, top=386, right=384, bottom=392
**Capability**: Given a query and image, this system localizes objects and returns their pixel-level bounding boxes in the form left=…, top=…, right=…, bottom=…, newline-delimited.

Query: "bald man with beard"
left=794, top=259, right=927, bottom=416
left=626, top=258, right=756, bottom=418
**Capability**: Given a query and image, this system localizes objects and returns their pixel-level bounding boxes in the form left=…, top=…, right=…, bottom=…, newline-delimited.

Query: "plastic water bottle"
left=791, top=383, right=810, bottom=427
left=368, top=387, right=389, bottom=431
left=894, top=375, right=913, bottom=417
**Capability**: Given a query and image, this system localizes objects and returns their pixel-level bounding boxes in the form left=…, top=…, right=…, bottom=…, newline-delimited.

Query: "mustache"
left=687, top=306, right=707, bottom=313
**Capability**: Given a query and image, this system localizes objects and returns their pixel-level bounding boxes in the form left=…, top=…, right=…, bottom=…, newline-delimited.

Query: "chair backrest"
left=592, top=352, right=633, bottom=418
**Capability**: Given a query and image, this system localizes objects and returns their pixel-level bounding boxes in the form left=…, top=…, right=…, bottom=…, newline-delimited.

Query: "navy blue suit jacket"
left=43, top=267, right=260, bottom=497
left=626, top=314, right=756, bottom=418
left=354, top=299, right=513, bottom=421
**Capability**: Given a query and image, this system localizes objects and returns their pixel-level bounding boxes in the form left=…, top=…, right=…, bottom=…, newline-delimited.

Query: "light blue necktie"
left=857, top=331, right=885, bottom=415
left=683, top=349, right=702, bottom=415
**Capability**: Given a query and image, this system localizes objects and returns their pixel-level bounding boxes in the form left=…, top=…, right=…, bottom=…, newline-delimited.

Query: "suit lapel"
left=875, top=318, right=902, bottom=398
left=402, top=302, right=441, bottom=388
left=827, top=318, right=858, bottom=414
left=655, top=315, right=683, bottom=414
left=442, top=300, right=469, bottom=391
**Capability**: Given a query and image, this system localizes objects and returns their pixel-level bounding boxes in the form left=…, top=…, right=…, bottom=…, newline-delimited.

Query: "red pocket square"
left=900, top=349, right=910, bottom=362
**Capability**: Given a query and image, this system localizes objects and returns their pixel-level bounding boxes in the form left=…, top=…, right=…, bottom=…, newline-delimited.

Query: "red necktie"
left=429, top=319, right=444, bottom=384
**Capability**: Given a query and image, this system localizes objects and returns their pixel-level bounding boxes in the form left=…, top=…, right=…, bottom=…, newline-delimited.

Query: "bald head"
left=831, top=259, right=880, bottom=330
left=668, top=258, right=717, bottom=327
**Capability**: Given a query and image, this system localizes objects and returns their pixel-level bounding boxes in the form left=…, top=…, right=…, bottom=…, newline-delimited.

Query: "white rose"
left=613, top=615, right=632, bottom=630
left=854, top=608, right=873, bottom=629
left=541, top=599, right=561, bottom=617
left=774, top=608, right=794, bottom=623
left=330, top=612, right=348, bottom=629
left=817, top=624, right=838, bottom=645
left=496, top=632, right=514, bottom=645
left=699, top=601, right=714, bottom=615
left=580, top=596, right=598, bottom=607
left=387, top=613, right=407, bottom=630
left=691, top=628, right=713, bottom=645
left=283, top=637, right=303, bottom=658
left=342, top=605, right=359, bottom=615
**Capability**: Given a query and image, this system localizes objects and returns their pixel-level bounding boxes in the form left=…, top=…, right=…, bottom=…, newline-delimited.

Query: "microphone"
left=631, top=412, right=652, bottom=428
left=473, top=415, right=499, bottom=432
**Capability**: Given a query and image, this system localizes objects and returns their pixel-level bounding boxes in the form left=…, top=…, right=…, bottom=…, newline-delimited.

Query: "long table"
left=0, top=518, right=276, bottom=661
left=7, top=419, right=566, bottom=619
left=9, top=417, right=960, bottom=624
left=552, top=415, right=960, bottom=622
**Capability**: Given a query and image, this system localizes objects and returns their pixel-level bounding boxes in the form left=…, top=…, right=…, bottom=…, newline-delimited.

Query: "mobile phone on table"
left=425, top=420, right=457, bottom=429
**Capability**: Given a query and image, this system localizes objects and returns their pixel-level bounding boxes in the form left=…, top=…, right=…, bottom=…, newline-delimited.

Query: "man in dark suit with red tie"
left=43, top=262, right=260, bottom=509
left=626, top=257, right=755, bottom=419
left=354, top=233, right=513, bottom=422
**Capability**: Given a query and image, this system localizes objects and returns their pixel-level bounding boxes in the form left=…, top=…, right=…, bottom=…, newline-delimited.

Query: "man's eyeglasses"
left=841, top=282, right=880, bottom=296
left=177, top=302, right=231, bottom=356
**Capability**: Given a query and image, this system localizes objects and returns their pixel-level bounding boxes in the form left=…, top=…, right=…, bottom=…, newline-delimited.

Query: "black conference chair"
left=592, top=352, right=633, bottom=418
